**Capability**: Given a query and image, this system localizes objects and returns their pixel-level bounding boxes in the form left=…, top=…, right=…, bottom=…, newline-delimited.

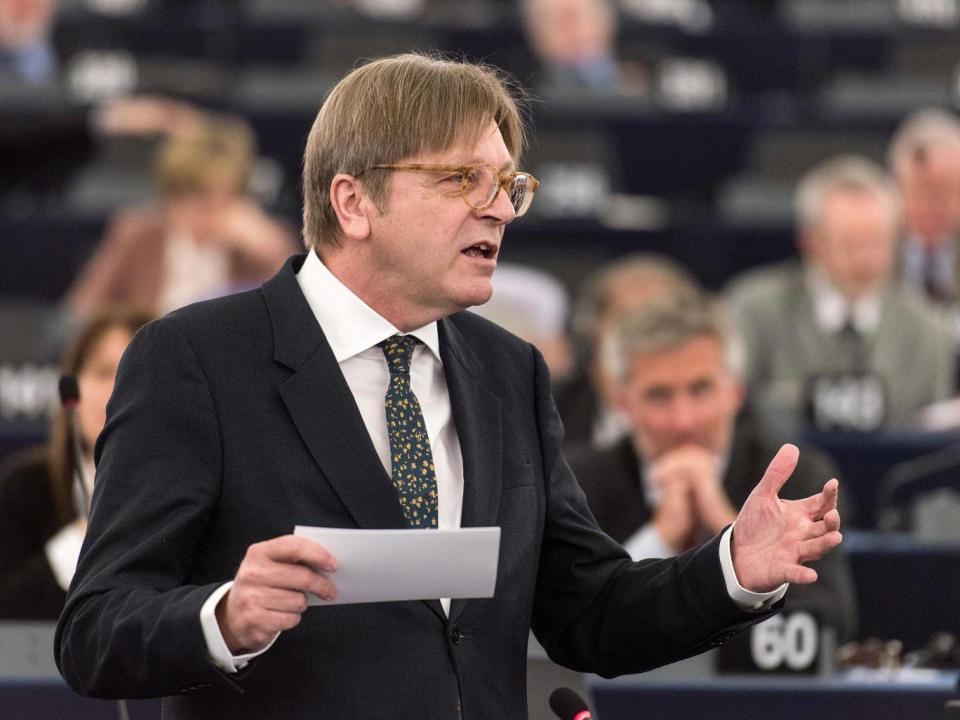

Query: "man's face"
left=806, top=189, right=897, bottom=298
left=898, top=148, right=960, bottom=245
left=0, top=0, right=56, bottom=48
left=617, top=336, right=743, bottom=461
left=364, top=121, right=517, bottom=322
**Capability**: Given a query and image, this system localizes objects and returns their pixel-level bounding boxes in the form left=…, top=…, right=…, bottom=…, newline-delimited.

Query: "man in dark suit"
left=56, top=53, right=844, bottom=719
left=569, top=291, right=857, bottom=639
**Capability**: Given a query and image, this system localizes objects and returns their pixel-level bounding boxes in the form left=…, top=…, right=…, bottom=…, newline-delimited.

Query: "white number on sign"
left=750, top=613, right=818, bottom=671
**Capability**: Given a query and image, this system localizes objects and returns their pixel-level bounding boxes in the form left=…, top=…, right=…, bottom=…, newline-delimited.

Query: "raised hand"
left=731, top=444, right=842, bottom=593
left=216, top=535, right=339, bottom=653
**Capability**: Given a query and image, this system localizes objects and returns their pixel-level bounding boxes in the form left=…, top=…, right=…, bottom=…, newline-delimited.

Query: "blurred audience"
left=889, top=109, right=960, bottom=337
left=0, top=0, right=58, bottom=86
left=0, top=306, right=152, bottom=620
left=468, top=263, right=574, bottom=383
left=568, top=291, right=857, bottom=640
left=556, top=253, right=699, bottom=447
left=66, top=115, right=296, bottom=317
left=727, top=155, right=954, bottom=438
left=522, top=0, right=646, bottom=96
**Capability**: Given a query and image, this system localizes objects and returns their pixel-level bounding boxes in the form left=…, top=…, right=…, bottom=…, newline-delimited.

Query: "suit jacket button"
left=450, top=626, right=463, bottom=645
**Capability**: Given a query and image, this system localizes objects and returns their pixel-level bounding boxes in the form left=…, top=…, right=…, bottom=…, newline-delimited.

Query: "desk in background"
left=590, top=673, right=960, bottom=720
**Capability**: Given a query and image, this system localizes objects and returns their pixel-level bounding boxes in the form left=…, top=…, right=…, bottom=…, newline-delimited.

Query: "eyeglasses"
left=371, top=163, right=540, bottom=217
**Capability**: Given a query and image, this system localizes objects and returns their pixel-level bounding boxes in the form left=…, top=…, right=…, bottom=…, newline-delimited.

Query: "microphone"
left=549, top=687, right=591, bottom=720
left=59, top=374, right=90, bottom=518
left=58, top=375, right=79, bottom=408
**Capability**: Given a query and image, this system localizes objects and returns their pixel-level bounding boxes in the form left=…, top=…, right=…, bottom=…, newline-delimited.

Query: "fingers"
left=797, top=531, right=843, bottom=563
left=237, top=541, right=339, bottom=604
left=798, top=478, right=840, bottom=519
left=756, top=444, right=800, bottom=497
left=804, top=508, right=842, bottom=539
left=814, top=479, right=839, bottom=520
left=219, top=536, right=341, bottom=653
left=784, top=565, right=818, bottom=585
left=255, top=535, right=339, bottom=573
left=801, top=478, right=839, bottom=517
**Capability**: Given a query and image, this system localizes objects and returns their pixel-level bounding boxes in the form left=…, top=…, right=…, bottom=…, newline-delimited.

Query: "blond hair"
left=302, top=52, right=528, bottom=249
left=155, top=116, right=255, bottom=199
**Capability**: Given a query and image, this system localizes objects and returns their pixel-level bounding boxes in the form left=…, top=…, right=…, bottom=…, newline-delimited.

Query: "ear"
left=329, top=173, right=373, bottom=242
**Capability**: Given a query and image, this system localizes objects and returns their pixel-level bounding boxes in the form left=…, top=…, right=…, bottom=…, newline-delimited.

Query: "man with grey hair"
left=889, top=109, right=960, bottom=345
left=557, top=253, right=699, bottom=447
left=727, top=155, right=953, bottom=437
left=569, top=291, right=858, bottom=640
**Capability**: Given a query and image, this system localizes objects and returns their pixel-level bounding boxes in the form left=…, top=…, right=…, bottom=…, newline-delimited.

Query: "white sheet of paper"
left=293, top=526, right=501, bottom=605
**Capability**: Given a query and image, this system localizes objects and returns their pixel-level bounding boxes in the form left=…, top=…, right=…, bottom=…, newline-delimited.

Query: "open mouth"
left=461, top=242, right=497, bottom=259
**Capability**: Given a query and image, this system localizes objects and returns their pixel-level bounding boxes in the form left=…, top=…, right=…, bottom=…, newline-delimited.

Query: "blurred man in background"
left=569, top=291, right=857, bottom=640
left=522, top=0, right=647, bottom=97
left=889, top=109, right=960, bottom=365
left=557, top=253, right=699, bottom=447
left=727, top=155, right=953, bottom=437
left=0, top=0, right=58, bottom=86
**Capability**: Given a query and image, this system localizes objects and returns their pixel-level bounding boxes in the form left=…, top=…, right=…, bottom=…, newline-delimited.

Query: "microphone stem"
left=68, top=410, right=91, bottom=519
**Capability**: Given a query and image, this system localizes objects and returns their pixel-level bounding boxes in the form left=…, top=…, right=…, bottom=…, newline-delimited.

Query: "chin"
left=454, top=283, right=494, bottom=310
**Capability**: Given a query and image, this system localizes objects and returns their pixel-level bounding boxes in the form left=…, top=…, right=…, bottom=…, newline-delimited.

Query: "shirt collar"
left=805, top=266, right=882, bottom=335
left=902, top=234, right=956, bottom=290
left=295, top=250, right=441, bottom=364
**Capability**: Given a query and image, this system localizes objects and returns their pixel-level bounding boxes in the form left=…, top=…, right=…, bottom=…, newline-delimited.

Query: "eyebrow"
left=457, top=158, right=516, bottom=173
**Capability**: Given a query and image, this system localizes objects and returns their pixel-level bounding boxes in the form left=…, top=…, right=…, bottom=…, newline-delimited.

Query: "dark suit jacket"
left=56, top=254, right=769, bottom=720
left=567, top=419, right=858, bottom=640
left=0, top=449, right=69, bottom=619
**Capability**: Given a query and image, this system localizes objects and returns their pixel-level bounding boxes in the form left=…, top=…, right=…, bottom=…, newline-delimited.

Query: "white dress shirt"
left=806, top=267, right=882, bottom=335
left=202, top=251, right=782, bottom=673
left=902, top=234, right=956, bottom=300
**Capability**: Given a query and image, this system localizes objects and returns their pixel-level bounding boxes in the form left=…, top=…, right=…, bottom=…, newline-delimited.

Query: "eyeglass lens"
left=464, top=166, right=534, bottom=216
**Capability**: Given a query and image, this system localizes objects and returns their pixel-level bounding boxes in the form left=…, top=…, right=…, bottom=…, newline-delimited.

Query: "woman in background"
left=66, top=115, right=296, bottom=317
left=0, top=306, right=152, bottom=619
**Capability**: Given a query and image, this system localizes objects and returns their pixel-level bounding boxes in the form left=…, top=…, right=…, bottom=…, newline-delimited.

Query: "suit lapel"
left=264, top=265, right=503, bottom=622
left=439, top=318, right=502, bottom=623
left=263, top=256, right=406, bottom=531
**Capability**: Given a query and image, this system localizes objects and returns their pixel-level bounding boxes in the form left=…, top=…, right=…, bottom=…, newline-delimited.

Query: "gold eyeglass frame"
left=371, top=163, right=540, bottom=216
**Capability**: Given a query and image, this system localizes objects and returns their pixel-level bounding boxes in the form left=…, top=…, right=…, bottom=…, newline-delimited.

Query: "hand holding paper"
left=293, top=526, right=501, bottom=605
left=216, top=534, right=339, bottom=654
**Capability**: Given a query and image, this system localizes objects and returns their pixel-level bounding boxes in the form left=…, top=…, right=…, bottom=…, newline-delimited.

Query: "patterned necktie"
left=378, top=334, right=438, bottom=528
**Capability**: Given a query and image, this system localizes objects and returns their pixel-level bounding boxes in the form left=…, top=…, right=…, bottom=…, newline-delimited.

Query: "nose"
left=481, top=183, right=517, bottom=225
left=667, top=396, right=700, bottom=435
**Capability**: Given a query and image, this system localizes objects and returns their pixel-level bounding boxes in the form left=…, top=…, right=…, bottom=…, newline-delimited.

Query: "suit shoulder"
left=447, top=310, right=534, bottom=363
left=726, top=262, right=802, bottom=308
left=157, top=289, right=270, bottom=347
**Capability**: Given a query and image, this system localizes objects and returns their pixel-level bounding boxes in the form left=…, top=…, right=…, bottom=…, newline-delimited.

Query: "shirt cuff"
left=622, top=522, right=675, bottom=561
left=719, top=525, right=788, bottom=611
left=44, top=522, right=85, bottom=591
left=200, top=581, right=279, bottom=673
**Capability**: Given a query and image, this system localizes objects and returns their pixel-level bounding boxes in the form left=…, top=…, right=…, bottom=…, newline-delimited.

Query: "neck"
left=317, top=247, right=449, bottom=332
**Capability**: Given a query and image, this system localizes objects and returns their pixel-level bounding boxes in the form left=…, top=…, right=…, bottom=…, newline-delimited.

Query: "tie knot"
left=378, top=334, right=421, bottom=375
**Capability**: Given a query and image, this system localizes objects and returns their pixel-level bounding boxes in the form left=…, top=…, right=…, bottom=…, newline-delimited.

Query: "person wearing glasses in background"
left=57, top=53, right=844, bottom=720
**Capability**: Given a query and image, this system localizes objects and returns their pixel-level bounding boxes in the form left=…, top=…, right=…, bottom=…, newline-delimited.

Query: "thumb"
left=756, top=444, right=799, bottom=498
